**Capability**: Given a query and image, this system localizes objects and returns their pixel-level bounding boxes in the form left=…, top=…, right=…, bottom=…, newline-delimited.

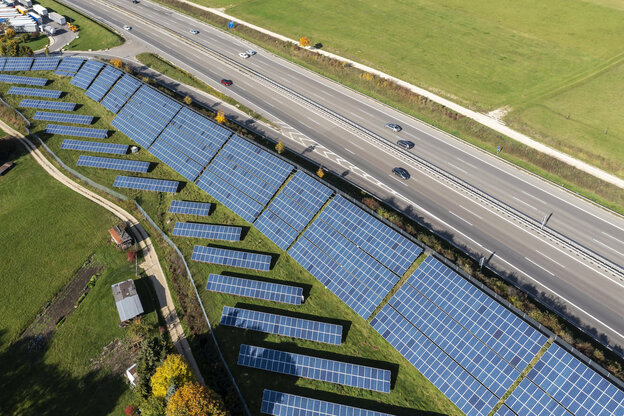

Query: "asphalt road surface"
left=63, top=0, right=624, bottom=352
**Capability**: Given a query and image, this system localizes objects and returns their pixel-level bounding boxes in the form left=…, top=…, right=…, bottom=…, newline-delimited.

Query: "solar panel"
left=504, top=378, right=572, bottom=416
left=33, top=112, right=93, bottom=125
left=0, top=74, right=48, bottom=86
left=172, top=222, right=241, bottom=241
left=205, top=274, right=302, bottom=305
left=85, top=65, right=122, bottom=102
left=61, top=139, right=129, bottom=155
left=3, top=57, right=34, bottom=71
left=148, top=137, right=204, bottom=181
left=319, top=196, right=422, bottom=275
left=113, top=175, right=180, bottom=193
left=54, top=57, right=84, bottom=75
left=19, top=99, right=76, bottom=111
left=0, top=57, right=5, bottom=71
left=70, top=60, right=104, bottom=90
left=8, top=87, right=62, bottom=98
left=221, top=306, right=342, bottom=344
left=168, top=200, right=211, bottom=217
left=101, top=74, right=142, bottom=113
left=238, top=344, right=391, bottom=393
left=493, top=406, right=517, bottom=416
left=261, top=390, right=393, bottom=416
left=31, top=57, right=61, bottom=71
left=192, top=246, right=271, bottom=271
left=281, top=170, right=334, bottom=214
left=77, top=155, right=150, bottom=173
left=45, top=124, right=108, bottom=139
left=254, top=210, right=299, bottom=251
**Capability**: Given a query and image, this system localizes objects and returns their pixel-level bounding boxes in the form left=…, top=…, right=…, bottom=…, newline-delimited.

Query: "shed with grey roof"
left=112, top=279, right=144, bottom=322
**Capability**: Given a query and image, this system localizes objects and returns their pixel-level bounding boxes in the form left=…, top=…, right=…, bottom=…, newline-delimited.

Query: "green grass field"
left=22, top=34, right=49, bottom=52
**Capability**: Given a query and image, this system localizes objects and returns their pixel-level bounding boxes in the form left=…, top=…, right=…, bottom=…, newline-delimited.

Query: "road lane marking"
left=513, top=196, right=537, bottom=210
left=535, top=250, right=566, bottom=269
left=449, top=211, right=473, bottom=226
left=602, top=232, right=624, bottom=246
left=524, top=257, right=555, bottom=276
left=456, top=157, right=477, bottom=170
left=306, top=117, right=321, bottom=126
left=522, top=190, right=547, bottom=205
left=459, top=204, right=483, bottom=220
left=389, top=175, right=409, bottom=187
left=344, top=148, right=355, bottom=154
left=593, top=238, right=621, bottom=255
left=447, top=162, right=468, bottom=174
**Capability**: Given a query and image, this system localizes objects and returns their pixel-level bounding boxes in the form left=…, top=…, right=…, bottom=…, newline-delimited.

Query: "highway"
left=62, top=0, right=624, bottom=352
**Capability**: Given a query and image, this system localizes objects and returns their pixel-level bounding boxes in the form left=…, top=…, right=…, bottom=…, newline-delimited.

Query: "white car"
left=123, top=25, right=132, bottom=31
left=238, top=52, right=250, bottom=59
left=190, top=29, right=199, bottom=35
left=246, top=49, right=257, bottom=56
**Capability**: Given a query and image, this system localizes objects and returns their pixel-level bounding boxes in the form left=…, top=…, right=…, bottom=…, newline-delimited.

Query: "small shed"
left=126, top=363, right=138, bottom=387
left=112, top=279, right=144, bottom=323
left=109, top=223, right=133, bottom=250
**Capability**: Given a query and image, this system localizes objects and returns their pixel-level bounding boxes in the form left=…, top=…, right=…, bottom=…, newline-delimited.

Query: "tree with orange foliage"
left=316, top=166, right=325, bottom=178
left=150, top=354, right=195, bottom=398
left=110, top=58, right=123, bottom=68
left=166, top=382, right=229, bottom=416
left=183, top=95, right=192, bottom=106
left=215, top=110, right=226, bottom=124
left=275, top=140, right=285, bottom=154
left=299, top=37, right=310, bottom=47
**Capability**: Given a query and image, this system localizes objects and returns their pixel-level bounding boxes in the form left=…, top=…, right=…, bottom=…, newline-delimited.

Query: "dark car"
left=385, top=122, right=402, bottom=132
left=392, top=167, right=410, bottom=180
left=221, top=79, right=233, bottom=86
left=397, top=140, right=414, bottom=150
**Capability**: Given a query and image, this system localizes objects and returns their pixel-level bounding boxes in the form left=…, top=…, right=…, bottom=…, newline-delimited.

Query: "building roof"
left=112, top=279, right=143, bottom=322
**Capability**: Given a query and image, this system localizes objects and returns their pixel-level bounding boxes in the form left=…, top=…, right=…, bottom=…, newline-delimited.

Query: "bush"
left=166, top=382, right=229, bottom=416
left=151, top=354, right=195, bottom=398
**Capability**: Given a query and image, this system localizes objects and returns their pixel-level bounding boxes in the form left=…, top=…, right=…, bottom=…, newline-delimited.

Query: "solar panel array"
left=45, top=124, right=108, bottom=139
left=113, top=175, right=179, bottom=193
left=172, top=222, right=241, bottom=241
left=0, top=57, right=4, bottom=70
left=34, top=111, right=93, bottom=125
left=148, top=138, right=204, bottom=181
left=61, top=139, right=129, bottom=155
left=3, top=57, right=33, bottom=72
left=101, top=74, right=142, bottom=113
left=221, top=306, right=342, bottom=345
left=255, top=171, right=332, bottom=250
left=192, top=246, right=271, bottom=271
left=70, top=60, right=104, bottom=90
left=493, top=406, right=517, bottom=416
left=77, top=155, right=150, bottom=173
left=504, top=378, right=572, bottom=416
left=238, top=344, right=391, bottom=393
left=206, top=274, right=302, bottom=305
left=8, top=87, right=62, bottom=98
left=20, top=99, right=76, bottom=111
left=54, top=57, right=84, bottom=76
left=0, top=74, right=47, bottom=86
left=261, top=390, right=393, bottom=416
left=168, top=200, right=211, bottom=216
left=31, top=57, right=61, bottom=71
left=85, top=65, right=123, bottom=102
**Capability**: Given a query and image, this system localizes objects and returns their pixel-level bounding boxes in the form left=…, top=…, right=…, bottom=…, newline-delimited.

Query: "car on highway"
left=392, top=167, right=410, bottom=180
left=190, top=29, right=199, bottom=35
left=123, top=25, right=132, bottom=31
left=397, top=140, right=414, bottom=150
left=238, top=52, right=250, bottom=59
left=385, top=123, right=402, bottom=132
left=221, top=79, right=233, bottom=86
left=246, top=50, right=257, bottom=56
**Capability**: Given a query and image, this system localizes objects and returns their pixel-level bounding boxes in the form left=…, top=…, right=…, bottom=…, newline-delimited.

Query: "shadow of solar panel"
left=238, top=345, right=391, bottom=393
left=493, top=406, right=516, bottom=416
left=168, top=200, right=211, bottom=217
left=55, top=57, right=84, bottom=75
left=504, top=378, right=572, bottom=416
left=221, top=306, right=342, bottom=344
left=261, top=390, right=393, bottom=416
left=77, top=155, right=150, bottom=173
left=34, top=112, right=93, bottom=125
left=61, top=139, right=128, bottom=155
left=205, top=274, right=302, bottom=304
left=46, top=124, right=107, bottom=139
left=85, top=65, right=122, bottom=102
left=172, top=222, right=241, bottom=241
left=8, top=87, right=62, bottom=98
left=20, top=99, right=75, bottom=111
left=319, top=195, right=421, bottom=275
left=371, top=305, right=498, bottom=416
left=254, top=210, right=298, bottom=251
left=101, top=74, right=141, bottom=113
left=113, top=175, right=179, bottom=193
left=0, top=74, right=47, bottom=86
left=192, top=246, right=271, bottom=271
left=3, top=57, right=33, bottom=72
left=70, top=60, right=104, bottom=90
left=31, top=57, right=61, bottom=71
left=148, top=138, right=203, bottom=181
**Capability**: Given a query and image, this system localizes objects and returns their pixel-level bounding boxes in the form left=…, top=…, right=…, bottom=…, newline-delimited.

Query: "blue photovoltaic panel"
left=113, top=175, right=179, bottom=193
left=196, top=170, right=264, bottom=223
left=0, top=57, right=6, bottom=70
left=148, top=138, right=203, bottom=181
left=20, top=99, right=76, bottom=111
left=262, top=192, right=314, bottom=231
left=238, top=345, right=391, bottom=393
left=31, top=57, right=61, bottom=71
left=77, top=155, right=150, bottom=173
left=3, top=57, right=33, bottom=71
left=281, top=170, right=333, bottom=213
left=70, top=60, right=104, bottom=89
left=494, top=406, right=517, bottom=416
left=319, top=196, right=421, bottom=275
left=172, top=222, right=241, bottom=242
left=85, top=65, right=122, bottom=102
left=101, top=74, right=141, bottom=113
left=45, top=124, right=108, bottom=139
left=206, top=274, right=302, bottom=305
left=504, top=378, right=572, bottom=416
left=54, top=57, right=84, bottom=75
left=261, top=390, right=393, bottom=416
left=408, top=257, right=547, bottom=370
left=523, top=344, right=624, bottom=416
left=168, top=200, right=211, bottom=217
left=221, top=306, right=342, bottom=345
left=208, top=155, right=278, bottom=205
left=371, top=305, right=499, bottom=416
left=61, top=139, right=128, bottom=155
left=254, top=210, right=298, bottom=251
left=8, top=87, right=62, bottom=98
left=192, top=246, right=271, bottom=271
left=33, top=111, right=93, bottom=125
left=0, top=74, right=47, bottom=86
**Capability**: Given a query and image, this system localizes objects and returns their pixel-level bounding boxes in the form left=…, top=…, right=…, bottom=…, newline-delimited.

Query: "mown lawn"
left=22, top=34, right=49, bottom=52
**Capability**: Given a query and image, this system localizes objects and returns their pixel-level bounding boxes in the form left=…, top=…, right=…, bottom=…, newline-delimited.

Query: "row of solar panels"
left=0, top=56, right=84, bottom=75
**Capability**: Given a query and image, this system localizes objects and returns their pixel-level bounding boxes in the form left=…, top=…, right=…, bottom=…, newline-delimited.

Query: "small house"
left=112, top=279, right=144, bottom=323
left=109, top=223, right=133, bottom=250
left=126, top=363, right=138, bottom=387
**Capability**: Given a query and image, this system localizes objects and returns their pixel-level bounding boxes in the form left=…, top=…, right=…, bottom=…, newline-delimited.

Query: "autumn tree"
left=166, top=382, right=229, bottom=416
left=110, top=58, right=123, bottom=68
left=150, top=354, right=195, bottom=398
left=183, top=95, right=192, bottom=106
left=5, top=28, right=15, bottom=40
left=299, top=36, right=310, bottom=47
left=316, top=166, right=325, bottom=178
left=275, top=140, right=285, bottom=154
left=44, top=45, right=49, bottom=56
left=215, top=110, right=226, bottom=124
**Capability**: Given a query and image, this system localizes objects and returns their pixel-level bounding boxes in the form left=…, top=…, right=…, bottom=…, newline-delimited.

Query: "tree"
left=299, top=36, right=310, bottom=47
left=183, top=95, right=192, bottom=106
left=166, top=382, right=229, bottom=416
left=150, top=354, right=195, bottom=399
left=275, top=140, right=285, bottom=154
left=5, top=28, right=15, bottom=40
left=215, top=110, right=226, bottom=124
left=316, top=166, right=325, bottom=178
left=140, top=396, right=166, bottom=416
left=136, top=337, right=167, bottom=398
left=44, top=45, right=49, bottom=56
left=110, top=58, right=123, bottom=68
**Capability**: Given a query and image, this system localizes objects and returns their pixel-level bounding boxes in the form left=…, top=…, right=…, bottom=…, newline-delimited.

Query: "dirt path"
left=2, top=120, right=205, bottom=385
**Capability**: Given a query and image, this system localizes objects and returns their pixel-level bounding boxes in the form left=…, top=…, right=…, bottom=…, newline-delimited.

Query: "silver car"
left=385, top=123, right=402, bottom=132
